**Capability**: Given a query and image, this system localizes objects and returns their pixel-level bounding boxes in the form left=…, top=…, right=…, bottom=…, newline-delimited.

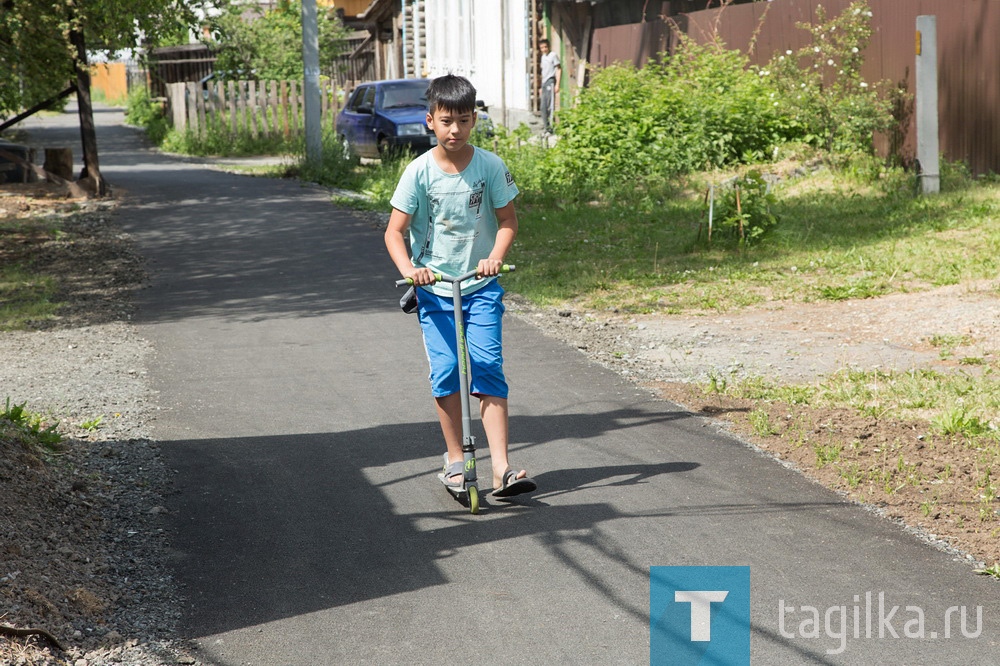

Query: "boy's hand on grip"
left=477, top=258, right=504, bottom=278
left=406, top=267, right=437, bottom=286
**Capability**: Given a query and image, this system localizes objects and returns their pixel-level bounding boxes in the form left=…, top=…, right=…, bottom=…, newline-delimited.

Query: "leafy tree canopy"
left=204, top=0, right=348, bottom=81
left=0, top=0, right=205, bottom=115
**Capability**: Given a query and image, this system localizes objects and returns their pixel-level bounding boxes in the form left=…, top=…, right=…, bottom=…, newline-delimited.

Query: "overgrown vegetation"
left=125, top=84, right=305, bottom=156
left=125, top=86, right=171, bottom=145
left=505, top=0, right=896, bottom=199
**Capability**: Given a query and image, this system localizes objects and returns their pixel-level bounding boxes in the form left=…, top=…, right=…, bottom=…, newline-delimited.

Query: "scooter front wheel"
left=467, top=484, right=480, bottom=514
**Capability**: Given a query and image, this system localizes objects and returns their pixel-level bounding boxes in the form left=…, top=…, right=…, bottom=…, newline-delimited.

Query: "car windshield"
left=381, top=82, right=429, bottom=110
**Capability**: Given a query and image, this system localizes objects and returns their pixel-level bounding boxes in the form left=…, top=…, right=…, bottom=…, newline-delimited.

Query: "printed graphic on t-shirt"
left=468, top=178, right=485, bottom=217
left=505, top=170, right=514, bottom=186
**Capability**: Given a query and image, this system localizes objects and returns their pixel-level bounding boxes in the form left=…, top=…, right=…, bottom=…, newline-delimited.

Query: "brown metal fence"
left=591, top=0, right=1000, bottom=175
left=148, top=44, right=216, bottom=100
left=590, top=21, right=676, bottom=70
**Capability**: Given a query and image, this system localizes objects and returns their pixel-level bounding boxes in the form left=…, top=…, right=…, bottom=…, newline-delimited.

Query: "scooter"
left=396, top=265, right=514, bottom=514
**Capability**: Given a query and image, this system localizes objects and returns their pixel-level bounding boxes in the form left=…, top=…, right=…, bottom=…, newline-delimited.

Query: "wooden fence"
left=165, top=79, right=345, bottom=137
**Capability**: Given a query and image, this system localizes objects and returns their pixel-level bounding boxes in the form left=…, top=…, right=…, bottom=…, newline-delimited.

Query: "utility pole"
left=916, top=15, right=939, bottom=194
left=301, top=0, right=322, bottom=165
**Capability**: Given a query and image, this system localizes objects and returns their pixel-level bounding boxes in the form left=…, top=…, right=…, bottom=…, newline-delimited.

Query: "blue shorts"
left=417, top=280, right=508, bottom=399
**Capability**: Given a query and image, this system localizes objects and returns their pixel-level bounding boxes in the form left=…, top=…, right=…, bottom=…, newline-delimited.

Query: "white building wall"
left=423, top=0, right=533, bottom=128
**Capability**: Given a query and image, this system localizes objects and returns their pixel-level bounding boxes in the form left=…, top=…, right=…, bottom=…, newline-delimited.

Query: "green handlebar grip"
left=405, top=272, right=444, bottom=285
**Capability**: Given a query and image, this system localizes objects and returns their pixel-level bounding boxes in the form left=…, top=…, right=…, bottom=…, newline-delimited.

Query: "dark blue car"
left=336, top=78, right=494, bottom=159
left=336, top=79, right=436, bottom=158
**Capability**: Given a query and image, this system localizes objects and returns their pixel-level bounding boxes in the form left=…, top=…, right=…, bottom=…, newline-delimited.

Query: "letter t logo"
left=675, top=590, right=730, bottom=641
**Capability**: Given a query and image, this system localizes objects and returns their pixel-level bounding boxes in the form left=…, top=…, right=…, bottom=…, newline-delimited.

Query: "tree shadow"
left=161, top=403, right=856, bottom=647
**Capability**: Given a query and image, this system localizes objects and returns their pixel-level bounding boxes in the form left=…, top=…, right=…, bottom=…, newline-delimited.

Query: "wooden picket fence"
left=165, top=79, right=345, bottom=137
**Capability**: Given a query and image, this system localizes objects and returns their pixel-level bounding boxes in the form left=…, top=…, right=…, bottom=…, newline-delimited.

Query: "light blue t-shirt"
left=390, top=146, right=519, bottom=297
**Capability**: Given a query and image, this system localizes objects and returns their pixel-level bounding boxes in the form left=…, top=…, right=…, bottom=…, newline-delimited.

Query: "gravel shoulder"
left=1, top=184, right=196, bottom=665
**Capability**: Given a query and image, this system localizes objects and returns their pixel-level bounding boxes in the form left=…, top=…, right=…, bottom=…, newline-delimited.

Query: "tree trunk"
left=69, top=26, right=108, bottom=196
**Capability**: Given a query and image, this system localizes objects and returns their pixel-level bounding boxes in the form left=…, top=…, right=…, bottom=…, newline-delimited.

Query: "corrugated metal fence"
left=592, top=0, right=1000, bottom=175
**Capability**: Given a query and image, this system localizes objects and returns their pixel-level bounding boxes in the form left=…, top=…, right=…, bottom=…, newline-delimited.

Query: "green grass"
left=0, top=217, right=63, bottom=329
left=814, top=443, right=842, bottom=468
left=719, top=364, right=1000, bottom=441
left=90, top=87, right=127, bottom=107
left=161, top=125, right=302, bottom=158
left=500, top=165, right=1000, bottom=313
left=0, top=265, right=59, bottom=329
left=748, top=408, right=776, bottom=437
left=79, top=415, right=104, bottom=432
left=708, top=360, right=999, bottom=533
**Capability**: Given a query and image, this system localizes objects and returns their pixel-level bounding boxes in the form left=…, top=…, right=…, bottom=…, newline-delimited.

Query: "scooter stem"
left=452, top=277, right=478, bottom=486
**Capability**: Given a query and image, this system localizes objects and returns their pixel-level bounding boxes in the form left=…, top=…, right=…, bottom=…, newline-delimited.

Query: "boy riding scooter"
left=384, top=75, right=536, bottom=505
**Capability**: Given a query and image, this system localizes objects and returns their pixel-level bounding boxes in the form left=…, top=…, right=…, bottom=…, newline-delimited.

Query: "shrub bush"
left=546, top=37, right=794, bottom=191
left=764, top=0, right=894, bottom=155
left=524, top=0, right=895, bottom=198
left=124, top=86, right=169, bottom=145
left=709, top=169, right=779, bottom=246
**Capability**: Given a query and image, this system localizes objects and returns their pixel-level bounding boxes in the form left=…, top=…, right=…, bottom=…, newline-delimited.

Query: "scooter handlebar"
left=395, top=264, right=515, bottom=287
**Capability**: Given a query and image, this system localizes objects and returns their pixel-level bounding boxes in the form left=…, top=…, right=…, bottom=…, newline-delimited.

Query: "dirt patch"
left=653, top=383, right=999, bottom=566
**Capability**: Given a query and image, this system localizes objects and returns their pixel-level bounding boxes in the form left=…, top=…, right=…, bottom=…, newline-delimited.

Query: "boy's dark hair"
left=539, top=39, right=550, bottom=46
left=426, top=74, right=477, bottom=115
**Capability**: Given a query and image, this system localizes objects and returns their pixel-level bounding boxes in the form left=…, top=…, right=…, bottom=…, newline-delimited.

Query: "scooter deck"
left=438, top=473, right=474, bottom=496
left=438, top=473, right=482, bottom=512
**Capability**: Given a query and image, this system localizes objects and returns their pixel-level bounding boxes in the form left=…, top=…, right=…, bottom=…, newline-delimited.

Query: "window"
left=381, top=81, right=429, bottom=109
left=360, top=86, right=376, bottom=110
left=346, top=87, right=364, bottom=111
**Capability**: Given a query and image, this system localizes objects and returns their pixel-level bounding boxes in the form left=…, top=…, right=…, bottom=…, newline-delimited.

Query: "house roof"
left=359, top=0, right=396, bottom=21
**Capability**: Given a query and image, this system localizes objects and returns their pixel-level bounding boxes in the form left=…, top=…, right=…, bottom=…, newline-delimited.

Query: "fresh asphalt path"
left=17, top=107, right=997, bottom=665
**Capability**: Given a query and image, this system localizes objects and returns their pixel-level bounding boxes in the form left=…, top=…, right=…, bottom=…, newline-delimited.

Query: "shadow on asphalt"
left=163, top=407, right=844, bottom=646
left=19, top=110, right=396, bottom=324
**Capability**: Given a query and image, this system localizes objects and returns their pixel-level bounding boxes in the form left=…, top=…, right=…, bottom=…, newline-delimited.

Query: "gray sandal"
left=437, top=454, right=465, bottom=491
left=492, top=467, right=536, bottom=497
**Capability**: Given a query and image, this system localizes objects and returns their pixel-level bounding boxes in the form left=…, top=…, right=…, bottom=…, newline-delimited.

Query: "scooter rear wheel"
left=467, top=484, right=479, bottom=514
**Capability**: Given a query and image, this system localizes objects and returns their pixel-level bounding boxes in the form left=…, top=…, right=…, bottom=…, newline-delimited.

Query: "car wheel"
left=377, top=135, right=390, bottom=157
